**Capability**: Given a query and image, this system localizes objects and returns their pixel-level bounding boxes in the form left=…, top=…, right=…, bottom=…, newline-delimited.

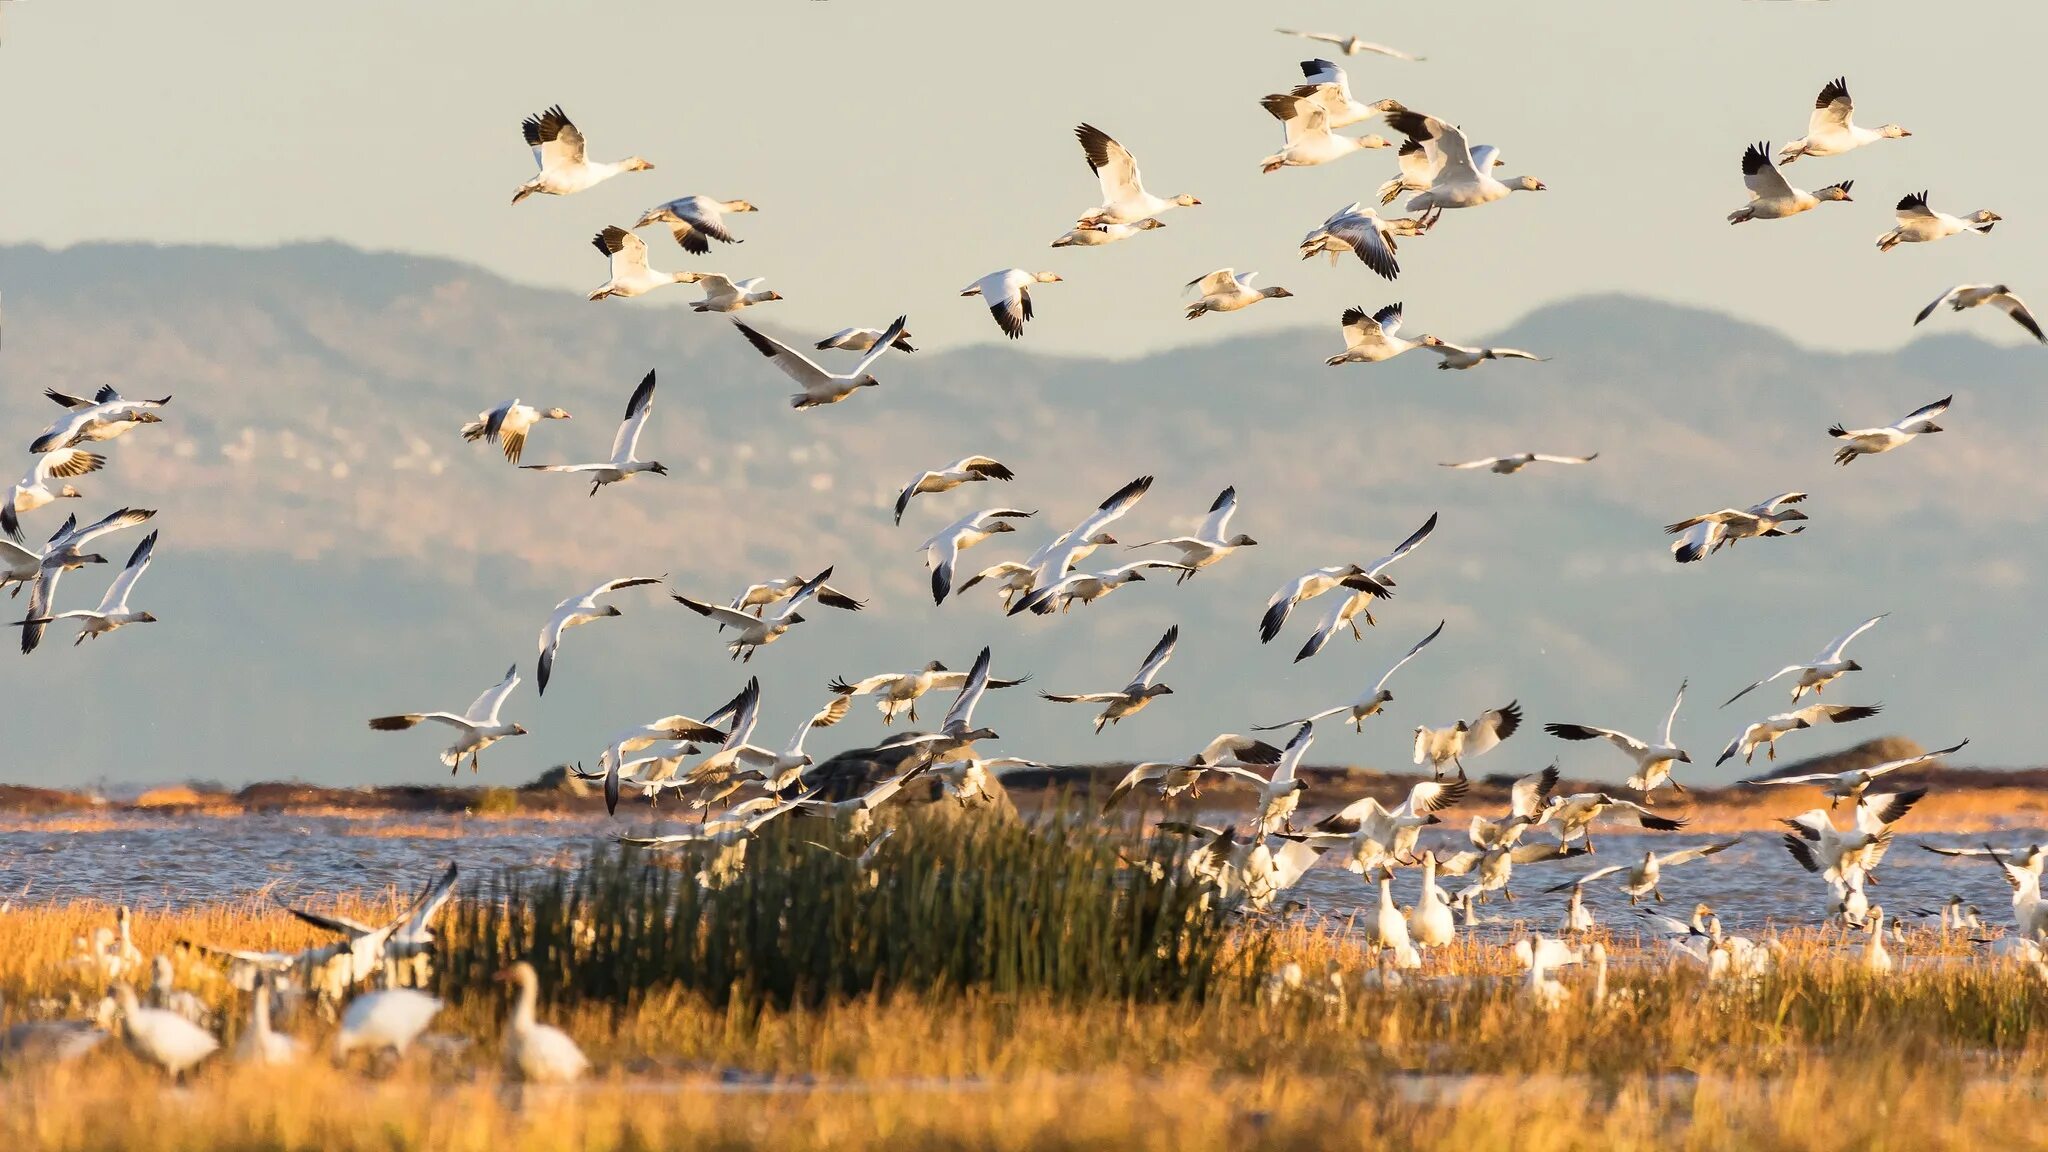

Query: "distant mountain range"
left=0, top=242, right=2036, bottom=788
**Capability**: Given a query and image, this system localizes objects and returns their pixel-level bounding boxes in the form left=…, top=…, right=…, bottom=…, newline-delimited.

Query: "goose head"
left=1142, top=685, right=1176, bottom=699
left=543, top=408, right=573, bottom=420
left=137, top=612, right=159, bottom=624
left=1878, top=124, right=1911, bottom=140
left=1816, top=181, right=1854, bottom=203
left=1508, top=177, right=1546, bottom=192
left=134, top=413, right=165, bottom=424
left=988, top=521, right=1019, bottom=535
left=57, top=485, right=83, bottom=499
left=647, top=462, right=670, bottom=476
left=1032, top=271, right=1064, bottom=284
left=922, top=660, right=949, bottom=673
left=1135, top=218, right=1167, bottom=231
left=625, top=157, right=656, bottom=172
left=1259, top=288, right=1295, bottom=301
left=1171, top=194, right=1202, bottom=207
left=1120, top=570, right=1147, bottom=584
left=1842, top=660, right=1863, bottom=672
left=511, top=724, right=530, bottom=736
left=1920, top=423, right=1945, bottom=434
left=1228, top=534, right=1260, bottom=547
left=725, top=200, right=760, bottom=213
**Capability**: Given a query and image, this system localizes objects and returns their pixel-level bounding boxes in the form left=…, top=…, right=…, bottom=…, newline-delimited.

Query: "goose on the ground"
left=1072, top=124, right=1201, bottom=225
left=1274, top=28, right=1423, bottom=60
left=1326, top=302, right=1427, bottom=364
left=1743, top=739, right=1967, bottom=806
left=1411, top=851, right=1457, bottom=947
left=1127, top=486, right=1257, bottom=578
left=1829, top=395, right=1949, bottom=464
left=511, top=106, right=652, bottom=204
left=1857, top=906, right=1896, bottom=974
left=1877, top=192, right=1999, bottom=252
left=1544, top=681, right=1692, bottom=795
left=497, top=961, right=589, bottom=1083
left=681, top=272, right=783, bottom=312
left=1099, top=733, right=1282, bottom=811
left=1205, top=722, right=1315, bottom=835
left=1722, top=613, right=1886, bottom=706
left=535, top=576, right=663, bottom=694
left=1297, top=202, right=1438, bottom=279
left=1365, top=864, right=1418, bottom=965
left=519, top=370, right=667, bottom=494
left=634, top=196, right=757, bottom=254
left=1050, top=219, right=1167, bottom=247
left=1440, top=451, right=1593, bottom=474
left=1257, top=93, right=1388, bottom=173
left=19, top=507, right=155, bottom=655
left=30, top=387, right=169, bottom=454
left=587, top=227, right=689, bottom=301
left=17, top=528, right=158, bottom=648
left=461, top=401, right=571, bottom=465
left=672, top=567, right=836, bottom=662
left=1665, top=490, right=1809, bottom=563
left=1305, top=776, right=1469, bottom=875
left=962, top=269, right=1062, bottom=339
left=894, top=455, right=1014, bottom=525
left=1552, top=840, right=1742, bottom=905
left=1257, top=619, right=1443, bottom=731
left=112, top=984, right=216, bottom=1079
left=817, top=325, right=916, bottom=354
left=1727, top=142, right=1852, bottom=223
left=1913, top=284, right=2044, bottom=342
left=233, top=973, right=299, bottom=1066
left=2, top=447, right=101, bottom=541
left=333, top=988, right=443, bottom=1063
left=1777, top=78, right=1909, bottom=163
left=830, top=659, right=1030, bottom=725
left=1041, top=625, right=1178, bottom=733
left=1714, top=703, right=1882, bottom=765
left=368, top=664, right=527, bottom=773
left=1413, top=700, right=1522, bottom=777
left=1289, top=59, right=1405, bottom=129
left=1419, top=338, right=1549, bottom=370
left=1184, top=270, right=1293, bottom=318
left=923, top=507, right=1036, bottom=605
left=1384, top=110, right=1543, bottom=212
left=733, top=315, right=906, bottom=408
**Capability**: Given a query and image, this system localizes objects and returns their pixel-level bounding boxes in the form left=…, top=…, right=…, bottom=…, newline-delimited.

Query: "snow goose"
left=1072, top=124, right=1201, bottom=225
left=1982, top=847, right=2048, bottom=940
left=1743, top=739, right=1966, bottom=806
left=1385, top=110, right=1543, bottom=211
left=732, top=696, right=851, bottom=793
left=1538, top=793, right=1688, bottom=851
left=818, top=325, right=916, bottom=354
left=1041, top=625, right=1178, bottom=733
left=934, top=757, right=1044, bottom=809
left=595, top=710, right=730, bottom=811
left=519, top=370, right=667, bottom=494
left=894, top=455, right=1014, bottom=525
left=727, top=575, right=864, bottom=619
left=1778, top=78, right=1910, bottom=164
left=1367, top=865, right=1416, bottom=961
left=18, top=528, right=159, bottom=648
left=1205, top=722, right=1316, bottom=836
left=1781, top=790, right=1924, bottom=889
left=461, top=401, right=571, bottom=465
left=1184, top=270, right=1294, bottom=318
left=333, top=988, right=442, bottom=1064
left=368, top=664, right=527, bottom=773
left=1829, top=395, right=1949, bottom=464
left=1326, top=302, right=1427, bottom=364
left=0, top=536, right=57, bottom=600
left=1099, top=733, right=1282, bottom=811
left=1726, top=142, right=1852, bottom=223
left=1257, top=619, right=1443, bottom=731
left=1289, top=59, right=1405, bottom=129
left=1514, top=934, right=1576, bottom=1011
left=1664, top=490, right=1809, bottom=563
left=1439, top=839, right=1586, bottom=904
left=2, top=447, right=102, bottom=541
left=1410, top=850, right=1457, bottom=948
left=1914, top=284, right=2044, bottom=342
left=681, top=273, right=783, bottom=312
left=1714, top=703, right=1882, bottom=765
left=1440, top=451, right=1593, bottom=474
left=1558, top=840, right=1741, bottom=905
left=1376, top=137, right=1502, bottom=207
left=1297, top=203, right=1438, bottom=280
left=1051, top=218, right=1167, bottom=247
left=1877, top=192, right=1999, bottom=252
left=1128, top=486, right=1258, bottom=577
left=1012, top=560, right=1192, bottom=615
left=535, top=576, right=663, bottom=694
left=1544, top=681, right=1693, bottom=795
left=676, top=678, right=770, bottom=789
left=1257, top=562, right=1401, bottom=643
left=1559, top=882, right=1598, bottom=936
left=587, top=227, right=689, bottom=301
left=830, top=659, right=1030, bottom=726
left=1276, top=510, right=1435, bottom=654
left=19, top=508, right=155, bottom=655
left=1920, top=841, right=2047, bottom=874
left=1306, top=776, right=1469, bottom=875
left=497, top=962, right=589, bottom=1083
left=923, top=507, right=1036, bottom=604
left=733, top=314, right=907, bottom=408
left=233, top=974, right=299, bottom=1066
left=1257, top=93, right=1388, bottom=173
left=1722, top=613, right=1887, bottom=706
left=30, top=387, right=170, bottom=454
left=1412, top=701, right=1521, bottom=778
left=962, top=269, right=1062, bottom=339
left=1011, top=475, right=1154, bottom=609
left=112, top=984, right=216, bottom=1079
left=1419, top=338, right=1549, bottom=370
left=634, top=196, right=757, bottom=254
left=1856, top=906, right=1895, bottom=974
left=511, top=106, right=652, bottom=204
left=1274, top=29, right=1423, bottom=61
left=672, top=567, right=836, bottom=662
left=875, top=647, right=1005, bottom=767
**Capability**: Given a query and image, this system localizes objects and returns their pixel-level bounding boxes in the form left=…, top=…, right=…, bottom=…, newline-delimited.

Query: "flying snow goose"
left=681, top=272, right=783, bottom=312
left=962, top=269, right=1062, bottom=339
left=2, top=447, right=101, bottom=540
left=368, top=664, right=527, bottom=773
left=1877, top=192, right=1999, bottom=252
left=1041, top=625, right=1178, bottom=733
left=1413, top=700, right=1521, bottom=777
left=461, top=400, right=570, bottom=465
left=333, top=989, right=443, bottom=1063
left=30, top=387, right=169, bottom=454
left=1257, top=93, right=1388, bottom=173
left=1282, top=512, right=1435, bottom=659
left=1326, top=302, right=1427, bottom=364
left=1537, top=793, right=1688, bottom=852
left=830, top=659, right=1030, bottom=725
left=733, top=314, right=907, bottom=408
left=519, top=370, right=667, bottom=494
left=1184, top=269, right=1294, bottom=318
left=1778, top=78, right=1910, bottom=164
left=1050, top=218, right=1167, bottom=247
left=1743, top=739, right=1967, bottom=805
left=1440, top=451, right=1593, bottom=474
left=1376, top=137, right=1501, bottom=207
left=1544, top=681, right=1693, bottom=795
left=818, top=325, right=916, bottom=354
left=1013, top=560, right=1192, bottom=615
left=1257, top=619, right=1443, bottom=731
left=1384, top=110, right=1543, bottom=211
left=511, top=106, right=652, bottom=204
left=1305, top=776, right=1468, bottom=875
left=1128, top=486, right=1258, bottom=578
left=731, top=696, right=851, bottom=793
left=672, top=567, right=836, bottom=661
left=678, top=678, right=771, bottom=788
left=1665, top=490, right=1809, bottom=563
left=894, top=455, right=1014, bottom=524
left=497, top=961, right=588, bottom=1083
left=1555, top=840, right=1741, bottom=905
left=1259, top=511, right=1431, bottom=643
left=1914, top=284, right=2044, bottom=342
left=1012, top=475, right=1154, bottom=608
left=1981, top=848, right=2048, bottom=939
left=923, top=507, right=1035, bottom=604
left=112, top=984, right=216, bottom=1079
left=1274, top=29, right=1423, bottom=60
left=17, top=528, right=158, bottom=648
left=1289, top=59, right=1405, bottom=129
left=1099, top=733, right=1282, bottom=811
left=634, top=196, right=758, bottom=254
left=1714, top=703, right=1882, bottom=765
left=1297, top=202, right=1438, bottom=279
left=1203, top=723, right=1316, bottom=836
left=1781, top=789, right=1924, bottom=888
left=1919, top=842, right=2047, bottom=873
left=535, top=576, right=663, bottom=694
left=1437, top=840, right=1587, bottom=904
left=1727, top=142, right=1852, bottom=223
left=1829, top=395, right=1949, bottom=464
left=587, top=227, right=689, bottom=301
left=1419, top=338, right=1550, bottom=370
left=727, top=575, right=864, bottom=618
left=876, top=646, right=1005, bottom=766
left=1072, top=124, right=1201, bottom=225
left=20, top=507, right=154, bottom=655
left=1722, top=613, right=1886, bottom=706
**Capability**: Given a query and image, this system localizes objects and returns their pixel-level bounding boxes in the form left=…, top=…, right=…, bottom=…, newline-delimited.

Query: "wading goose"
left=681, top=273, right=782, bottom=312
left=1413, top=701, right=1521, bottom=778
left=1012, top=475, right=1154, bottom=608
left=1366, top=865, right=1416, bottom=964
left=1982, top=848, right=2048, bottom=939
left=1778, top=78, right=1909, bottom=163
left=1289, top=59, right=1405, bottom=129
left=1326, top=302, right=1426, bottom=364
left=962, top=269, right=1062, bottom=339
left=2, top=447, right=101, bottom=541
left=1073, top=124, right=1201, bottom=225
left=1722, top=613, right=1886, bottom=706
left=19, top=508, right=155, bottom=655
left=511, top=106, right=652, bottom=204
left=1714, top=703, right=1882, bottom=765
left=233, top=974, right=299, bottom=1066
left=1743, top=739, right=1967, bottom=806
left=830, top=658, right=1030, bottom=726
left=587, top=227, right=689, bottom=300
left=894, top=456, right=1014, bottom=525
left=519, top=371, right=667, bottom=494
left=672, top=567, right=836, bottom=661
left=1560, top=882, right=1598, bottom=935
left=1913, top=284, right=2044, bottom=342
left=1829, top=395, right=1949, bottom=464
left=333, top=989, right=443, bottom=1063
left=1876, top=192, right=1999, bottom=252
left=1100, top=733, right=1282, bottom=811
left=733, top=315, right=907, bottom=408
left=1257, top=93, right=1388, bottom=173
left=1419, top=338, right=1549, bottom=370
left=497, top=962, right=589, bottom=1083
left=1544, top=681, right=1692, bottom=795
left=1184, top=270, right=1294, bottom=318
left=1206, top=722, right=1315, bottom=835
left=1307, top=776, right=1470, bottom=875
left=1050, top=219, right=1166, bottom=247
left=1856, top=906, right=1895, bottom=974
left=1410, top=851, right=1457, bottom=947
left=1041, top=625, right=1178, bottom=733
left=1385, top=110, right=1543, bottom=211
left=1128, top=486, right=1257, bottom=578
left=817, top=325, right=916, bottom=354
left=1274, top=29, right=1423, bottom=61
left=1297, top=202, right=1439, bottom=279
left=17, top=528, right=159, bottom=647
left=1727, top=142, right=1852, bottom=223
left=1012, top=560, right=1191, bottom=615
left=112, top=984, right=216, bottom=1079
left=1555, top=840, right=1741, bottom=905
left=368, top=664, right=527, bottom=773
left=1257, top=619, right=1443, bottom=731
left=535, top=576, right=664, bottom=694
left=30, top=387, right=169, bottom=454
left=1440, top=451, right=1592, bottom=474
left=923, top=507, right=1036, bottom=604
left=461, top=401, right=571, bottom=465
left=634, top=196, right=757, bottom=254
left=1665, top=490, right=1809, bottom=563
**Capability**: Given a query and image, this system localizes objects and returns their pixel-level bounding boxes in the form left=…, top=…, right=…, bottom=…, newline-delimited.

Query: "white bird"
left=1714, top=703, right=1883, bottom=765
left=1, top=447, right=102, bottom=541
left=233, top=974, right=299, bottom=1066
left=1296, top=202, right=1437, bottom=280
left=1287, top=59, right=1405, bottom=129
left=1041, top=625, right=1178, bottom=733
left=923, top=507, right=1036, bottom=605
left=1743, top=739, right=1967, bottom=806
left=1857, top=906, right=1896, bottom=975
left=1514, top=934, right=1578, bottom=1011
left=732, top=696, right=852, bottom=793
left=1780, top=789, right=1924, bottom=888
left=587, top=227, right=689, bottom=301
left=634, top=196, right=758, bottom=254
left=1439, top=451, right=1592, bottom=473
left=1727, top=142, right=1853, bottom=223
left=1307, top=776, right=1470, bottom=875
left=1257, top=620, right=1443, bottom=731
left=1829, top=395, right=1950, bottom=465
left=1982, top=848, right=2048, bottom=940
left=1723, top=614, right=1887, bottom=706
left=1419, top=338, right=1550, bottom=370
left=1206, top=721, right=1315, bottom=835
left=461, top=401, right=571, bottom=465
left=1257, top=511, right=1429, bottom=643
left=333, top=988, right=443, bottom=1063
left=817, top=325, right=916, bottom=354
left=1558, top=841, right=1742, bottom=905
left=1100, top=733, right=1283, bottom=812
left=1876, top=192, right=1999, bottom=252
left=830, top=658, right=1031, bottom=726
left=1777, top=78, right=1910, bottom=163
left=1184, top=269, right=1294, bottom=318
left=17, top=528, right=159, bottom=648
left=497, top=961, right=589, bottom=1083
left=1127, top=487, right=1259, bottom=578
left=1385, top=110, right=1544, bottom=211
left=1665, top=490, right=1810, bottom=564
left=19, top=508, right=156, bottom=655
left=1012, top=476, right=1155, bottom=611
left=733, top=315, right=907, bottom=409
left=893, top=456, right=1014, bottom=525
left=1366, top=865, right=1416, bottom=964
left=1326, top=302, right=1427, bottom=365
left=368, top=664, right=527, bottom=773
left=511, top=106, right=653, bottom=204
left=1257, top=93, right=1388, bottom=173
left=1544, top=681, right=1693, bottom=795
left=535, top=576, right=664, bottom=694
left=875, top=646, right=1005, bottom=767
left=1919, top=842, right=2047, bottom=874
left=1050, top=219, right=1167, bottom=247
left=1072, top=123, right=1201, bottom=225
left=1015, top=560, right=1191, bottom=615
left=1913, top=284, right=2045, bottom=343
left=30, top=387, right=170, bottom=454
left=519, top=370, right=667, bottom=494
left=1538, top=793, right=1690, bottom=853
left=725, top=576, right=865, bottom=620
left=679, top=272, right=782, bottom=313
left=1274, top=28, right=1423, bottom=61
left=1412, top=701, right=1522, bottom=777
left=962, top=269, right=1063, bottom=339
left=1410, top=851, right=1457, bottom=948
left=672, top=567, right=837, bottom=662
left=1286, top=510, right=1439, bottom=659
left=112, top=984, right=216, bottom=1079
left=1376, top=136, right=1503, bottom=208
left=1438, top=839, right=1587, bottom=904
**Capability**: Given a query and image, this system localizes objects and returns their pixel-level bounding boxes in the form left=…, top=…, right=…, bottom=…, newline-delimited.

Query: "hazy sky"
left=3, top=0, right=2045, bottom=358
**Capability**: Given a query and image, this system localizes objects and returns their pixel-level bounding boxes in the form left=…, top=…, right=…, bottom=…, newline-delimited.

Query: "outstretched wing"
left=1373, top=620, right=1445, bottom=693
left=611, top=371, right=657, bottom=463
left=1128, top=624, right=1179, bottom=691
